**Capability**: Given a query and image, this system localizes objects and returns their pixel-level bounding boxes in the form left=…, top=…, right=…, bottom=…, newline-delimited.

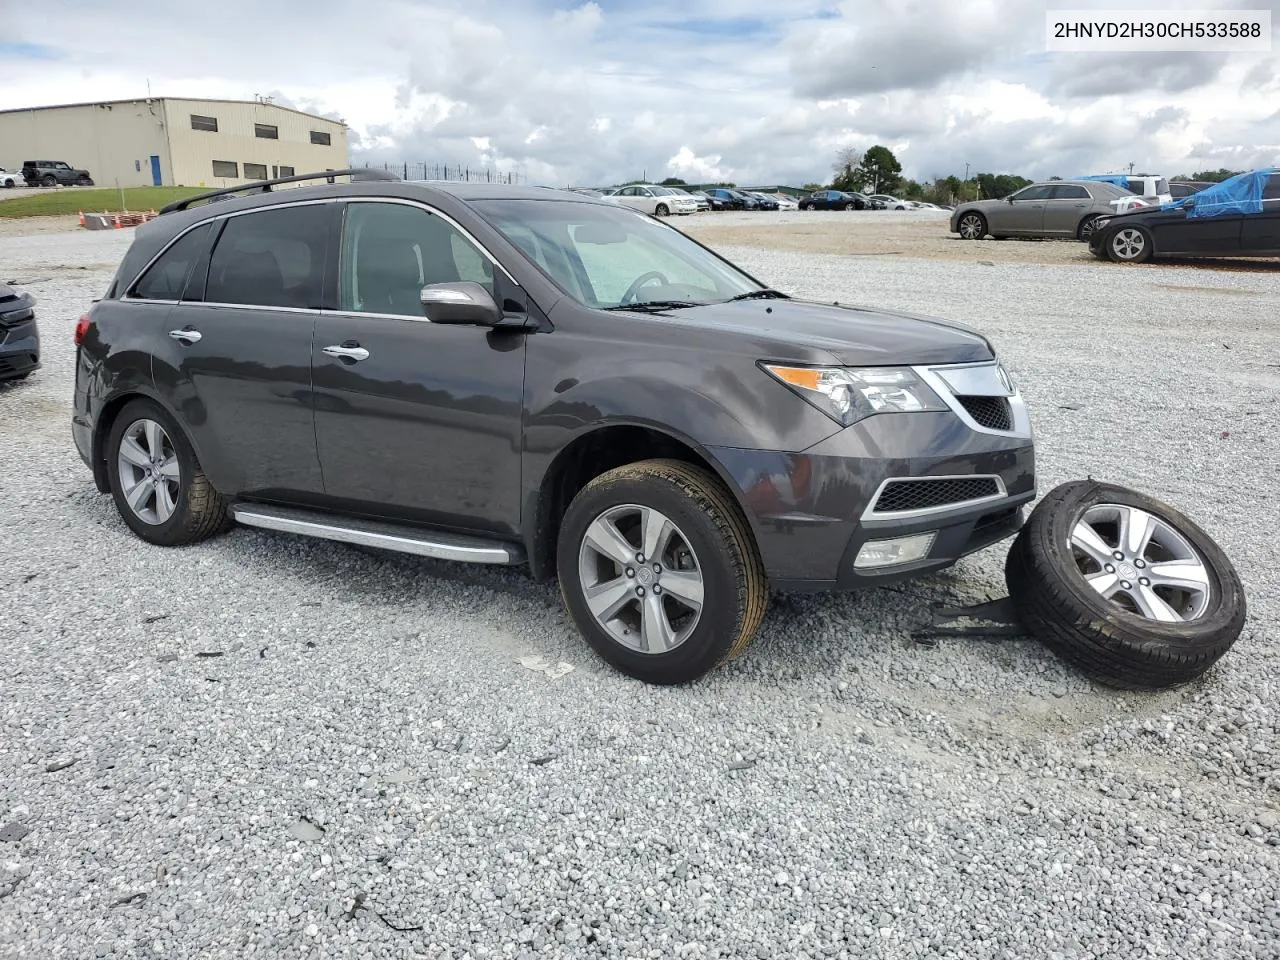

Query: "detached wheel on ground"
left=106, top=398, right=230, bottom=546
left=1107, top=226, right=1153, bottom=263
left=957, top=212, right=987, bottom=239
left=1005, top=480, right=1246, bottom=689
left=557, top=458, right=768, bottom=684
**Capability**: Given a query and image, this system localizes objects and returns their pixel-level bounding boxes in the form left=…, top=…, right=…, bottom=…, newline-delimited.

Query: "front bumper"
left=0, top=308, right=40, bottom=381
left=709, top=408, right=1035, bottom=591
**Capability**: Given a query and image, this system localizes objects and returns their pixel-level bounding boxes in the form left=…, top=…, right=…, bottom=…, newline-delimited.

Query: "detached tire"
left=557, top=459, right=767, bottom=684
left=1006, top=481, right=1246, bottom=689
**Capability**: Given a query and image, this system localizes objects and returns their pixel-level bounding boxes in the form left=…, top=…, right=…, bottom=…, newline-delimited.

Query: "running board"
left=230, top=503, right=524, bottom=565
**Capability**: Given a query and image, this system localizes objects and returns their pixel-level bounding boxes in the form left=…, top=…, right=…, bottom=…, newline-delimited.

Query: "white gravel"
left=2, top=222, right=1278, bottom=959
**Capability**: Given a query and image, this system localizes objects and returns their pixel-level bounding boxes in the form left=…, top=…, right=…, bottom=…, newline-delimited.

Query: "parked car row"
left=797, top=190, right=953, bottom=212
left=949, top=170, right=1279, bottom=263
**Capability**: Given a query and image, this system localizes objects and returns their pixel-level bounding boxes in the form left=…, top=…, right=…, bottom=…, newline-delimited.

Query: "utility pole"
left=964, top=162, right=971, bottom=200
left=1128, top=162, right=1135, bottom=175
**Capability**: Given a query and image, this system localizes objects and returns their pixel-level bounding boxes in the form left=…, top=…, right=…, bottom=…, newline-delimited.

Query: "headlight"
left=761, top=364, right=948, bottom=426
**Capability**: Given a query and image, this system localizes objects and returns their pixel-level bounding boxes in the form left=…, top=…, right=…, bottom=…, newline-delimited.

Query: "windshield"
left=472, top=199, right=763, bottom=308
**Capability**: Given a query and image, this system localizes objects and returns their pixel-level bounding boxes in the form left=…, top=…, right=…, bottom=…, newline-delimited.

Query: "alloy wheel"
left=1111, top=228, right=1147, bottom=261
left=116, top=418, right=182, bottom=525
left=1070, top=503, right=1211, bottom=622
left=958, top=214, right=984, bottom=239
left=577, top=503, right=705, bottom=654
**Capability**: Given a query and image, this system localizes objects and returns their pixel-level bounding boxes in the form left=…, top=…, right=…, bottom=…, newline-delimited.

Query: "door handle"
left=168, top=327, right=202, bottom=344
left=323, top=343, right=370, bottom=362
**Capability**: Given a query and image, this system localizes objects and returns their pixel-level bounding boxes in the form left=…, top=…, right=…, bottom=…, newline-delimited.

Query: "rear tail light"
left=74, top=314, right=91, bottom=346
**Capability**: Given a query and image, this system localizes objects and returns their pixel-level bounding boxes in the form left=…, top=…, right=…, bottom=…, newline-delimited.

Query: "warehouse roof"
left=0, top=96, right=347, bottom=126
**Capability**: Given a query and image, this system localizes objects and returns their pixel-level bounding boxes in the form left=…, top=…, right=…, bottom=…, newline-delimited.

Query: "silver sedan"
left=950, top=180, right=1136, bottom=241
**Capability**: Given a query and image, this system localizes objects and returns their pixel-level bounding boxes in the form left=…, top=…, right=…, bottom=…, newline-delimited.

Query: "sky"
left=1, top=0, right=1278, bottom=187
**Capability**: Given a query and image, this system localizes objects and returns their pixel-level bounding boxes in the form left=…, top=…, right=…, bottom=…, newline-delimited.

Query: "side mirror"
left=420, top=281, right=502, bottom=326
left=1006, top=197, right=1015, bottom=203
left=1181, top=199, right=1196, bottom=210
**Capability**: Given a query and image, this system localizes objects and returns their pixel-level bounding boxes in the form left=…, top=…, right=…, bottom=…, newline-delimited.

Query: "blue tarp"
left=1075, top=174, right=1135, bottom=190
left=1159, top=167, right=1275, bottom=218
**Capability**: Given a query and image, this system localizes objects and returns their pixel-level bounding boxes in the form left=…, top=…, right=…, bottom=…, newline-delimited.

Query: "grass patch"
left=0, top=186, right=208, bottom=218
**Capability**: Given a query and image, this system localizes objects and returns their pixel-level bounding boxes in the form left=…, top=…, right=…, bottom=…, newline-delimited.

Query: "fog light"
left=854, top=532, right=937, bottom=570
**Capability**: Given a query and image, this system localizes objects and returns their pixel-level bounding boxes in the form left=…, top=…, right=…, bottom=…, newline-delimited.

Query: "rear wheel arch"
left=92, top=389, right=211, bottom=494
left=526, top=423, right=760, bottom=581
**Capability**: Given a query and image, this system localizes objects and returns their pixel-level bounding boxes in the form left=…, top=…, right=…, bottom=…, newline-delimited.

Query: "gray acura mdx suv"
left=73, top=170, right=1035, bottom=684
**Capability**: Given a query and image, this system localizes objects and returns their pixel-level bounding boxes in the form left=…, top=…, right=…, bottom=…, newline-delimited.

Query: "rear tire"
left=106, top=398, right=229, bottom=547
left=655, top=204, right=669, bottom=217
left=1077, top=215, right=1101, bottom=241
left=557, top=459, right=768, bottom=684
left=1006, top=480, right=1246, bottom=689
left=41, top=174, right=56, bottom=188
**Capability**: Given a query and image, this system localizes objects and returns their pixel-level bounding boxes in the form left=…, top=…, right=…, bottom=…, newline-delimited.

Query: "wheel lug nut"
left=625, top=567, right=635, bottom=578
left=1113, top=551, right=1124, bottom=560
left=636, top=586, right=645, bottom=596
left=653, top=563, right=662, bottom=574
left=1121, top=581, right=1132, bottom=590
left=1134, top=559, right=1146, bottom=568
left=1139, top=577, right=1150, bottom=586
left=653, top=585, right=662, bottom=595
left=636, top=553, right=645, bottom=563
left=1105, top=564, right=1114, bottom=573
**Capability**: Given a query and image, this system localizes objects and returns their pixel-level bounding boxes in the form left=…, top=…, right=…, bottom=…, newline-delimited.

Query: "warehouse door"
left=150, top=156, right=162, bottom=186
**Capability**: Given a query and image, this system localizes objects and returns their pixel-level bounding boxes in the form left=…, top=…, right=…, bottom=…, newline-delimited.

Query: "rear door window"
left=204, top=204, right=329, bottom=309
left=1049, top=184, right=1090, bottom=200
left=130, top=223, right=214, bottom=300
left=1263, top=174, right=1280, bottom=201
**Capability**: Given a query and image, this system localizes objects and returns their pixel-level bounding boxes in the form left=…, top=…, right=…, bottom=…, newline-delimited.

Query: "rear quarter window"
left=130, top=223, right=214, bottom=300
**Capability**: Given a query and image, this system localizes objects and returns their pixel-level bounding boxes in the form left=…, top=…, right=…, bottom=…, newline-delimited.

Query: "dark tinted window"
left=1011, top=185, right=1054, bottom=201
left=310, top=130, right=331, bottom=146
left=191, top=114, right=218, bottom=132
left=1050, top=184, right=1089, bottom=199
left=254, top=123, right=278, bottom=139
left=1264, top=174, right=1280, bottom=200
left=205, top=205, right=329, bottom=309
left=131, top=223, right=213, bottom=300
left=212, top=160, right=238, bottom=178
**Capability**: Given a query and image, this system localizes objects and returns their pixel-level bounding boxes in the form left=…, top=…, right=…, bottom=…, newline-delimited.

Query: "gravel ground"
left=1, top=222, right=1278, bottom=960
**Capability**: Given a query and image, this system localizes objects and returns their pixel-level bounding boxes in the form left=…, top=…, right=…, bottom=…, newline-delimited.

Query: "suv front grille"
left=956, top=395, right=1012, bottom=431
left=873, top=477, right=1001, bottom=514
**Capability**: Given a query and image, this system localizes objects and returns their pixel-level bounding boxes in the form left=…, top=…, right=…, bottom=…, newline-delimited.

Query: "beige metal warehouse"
left=0, top=97, right=350, bottom=189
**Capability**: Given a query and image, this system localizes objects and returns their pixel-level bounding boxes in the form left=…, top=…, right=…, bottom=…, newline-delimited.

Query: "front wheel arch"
left=526, top=422, right=761, bottom=582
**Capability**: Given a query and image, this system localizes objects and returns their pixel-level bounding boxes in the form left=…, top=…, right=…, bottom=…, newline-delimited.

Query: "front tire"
left=655, top=204, right=669, bottom=217
left=1107, top=226, right=1152, bottom=263
left=957, top=212, right=987, bottom=239
left=41, top=174, right=57, bottom=188
left=557, top=459, right=768, bottom=684
left=799, top=202, right=811, bottom=210
left=1077, top=215, right=1101, bottom=241
left=1006, top=481, right=1246, bottom=690
left=106, top=398, right=229, bottom=546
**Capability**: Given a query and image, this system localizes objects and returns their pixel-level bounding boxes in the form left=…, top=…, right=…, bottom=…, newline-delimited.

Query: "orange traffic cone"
left=113, top=213, right=122, bottom=229
left=78, top=211, right=86, bottom=227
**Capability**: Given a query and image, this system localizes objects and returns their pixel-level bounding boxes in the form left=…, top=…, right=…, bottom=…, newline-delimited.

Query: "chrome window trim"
left=320, top=308, right=431, bottom=324
left=121, top=193, right=518, bottom=308
left=913, top=361, right=1033, bottom=439
left=860, top=474, right=1009, bottom=522
left=186, top=302, right=320, bottom=315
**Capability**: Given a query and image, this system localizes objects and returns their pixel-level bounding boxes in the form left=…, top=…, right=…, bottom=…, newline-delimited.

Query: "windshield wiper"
left=724, top=289, right=788, bottom=301
left=602, top=300, right=703, bottom=312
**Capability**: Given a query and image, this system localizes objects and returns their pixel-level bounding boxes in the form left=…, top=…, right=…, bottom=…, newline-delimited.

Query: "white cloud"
left=2, top=0, right=1278, bottom=186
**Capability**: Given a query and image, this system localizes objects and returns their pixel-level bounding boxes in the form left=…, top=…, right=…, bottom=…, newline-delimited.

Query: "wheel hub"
left=636, top=566, right=656, bottom=587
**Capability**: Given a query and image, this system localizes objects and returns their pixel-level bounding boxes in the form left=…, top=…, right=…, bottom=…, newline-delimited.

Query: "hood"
left=650, top=298, right=993, bottom=366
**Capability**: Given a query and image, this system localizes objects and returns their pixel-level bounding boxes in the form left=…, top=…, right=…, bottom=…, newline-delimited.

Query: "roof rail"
left=158, top=167, right=403, bottom=215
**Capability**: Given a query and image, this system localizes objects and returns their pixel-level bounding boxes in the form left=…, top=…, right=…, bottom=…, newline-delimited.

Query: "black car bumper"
left=0, top=299, right=39, bottom=381
left=709, top=411, right=1036, bottom=591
